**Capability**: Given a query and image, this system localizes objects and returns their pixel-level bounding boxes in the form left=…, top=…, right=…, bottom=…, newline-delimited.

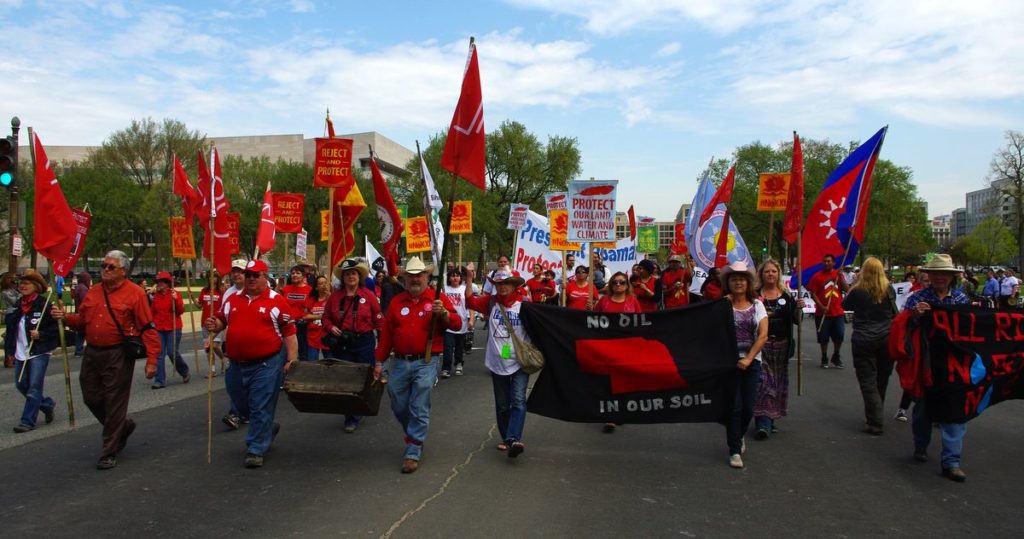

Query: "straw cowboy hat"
left=334, top=258, right=370, bottom=281
left=719, top=261, right=756, bottom=286
left=400, top=256, right=432, bottom=276
left=19, top=270, right=48, bottom=294
left=919, top=254, right=960, bottom=273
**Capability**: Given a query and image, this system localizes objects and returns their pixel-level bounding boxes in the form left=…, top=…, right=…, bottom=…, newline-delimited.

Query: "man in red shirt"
left=375, top=256, right=462, bottom=474
left=281, top=265, right=312, bottom=361
left=204, top=260, right=298, bottom=468
left=52, top=250, right=160, bottom=470
left=806, top=254, right=849, bottom=369
left=661, top=255, right=693, bottom=309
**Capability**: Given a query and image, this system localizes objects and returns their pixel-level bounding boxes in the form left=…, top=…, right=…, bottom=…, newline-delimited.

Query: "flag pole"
left=796, top=233, right=804, bottom=396
left=418, top=140, right=458, bottom=363
left=205, top=148, right=216, bottom=464
left=767, top=211, right=775, bottom=262
left=185, top=265, right=200, bottom=374
left=560, top=250, right=567, bottom=306
left=18, top=286, right=54, bottom=384
left=51, top=264, right=76, bottom=427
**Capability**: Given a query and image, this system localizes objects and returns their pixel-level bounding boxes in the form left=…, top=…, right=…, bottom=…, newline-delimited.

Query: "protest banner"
left=507, top=203, right=529, bottom=230
left=567, top=180, right=618, bottom=242
left=53, top=209, right=93, bottom=274
left=514, top=210, right=635, bottom=279
left=312, top=138, right=354, bottom=188
left=521, top=300, right=739, bottom=423
left=168, top=216, right=196, bottom=260
left=272, top=193, right=305, bottom=233
left=450, top=200, right=473, bottom=234
left=295, top=229, right=308, bottom=260
left=405, top=216, right=432, bottom=254
left=757, top=173, right=790, bottom=212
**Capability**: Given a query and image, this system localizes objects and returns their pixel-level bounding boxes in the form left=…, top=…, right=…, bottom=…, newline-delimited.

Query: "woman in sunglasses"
left=595, top=272, right=641, bottom=313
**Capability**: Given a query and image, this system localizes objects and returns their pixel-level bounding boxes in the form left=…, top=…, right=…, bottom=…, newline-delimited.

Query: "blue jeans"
left=225, top=348, right=285, bottom=456
left=387, top=355, right=440, bottom=461
left=443, top=332, right=466, bottom=372
left=15, top=354, right=55, bottom=427
left=307, top=347, right=324, bottom=361
left=156, top=329, right=190, bottom=385
left=332, top=333, right=376, bottom=427
left=912, top=399, right=967, bottom=469
left=492, top=369, right=529, bottom=443
left=296, top=323, right=309, bottom=361
left=727, top=360, right=761, bottom=455
left=74, top=331, right=85, bottom=355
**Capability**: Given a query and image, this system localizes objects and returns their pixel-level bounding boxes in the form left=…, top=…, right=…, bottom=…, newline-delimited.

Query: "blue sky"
left=3, top=0, right=1022, bottom=221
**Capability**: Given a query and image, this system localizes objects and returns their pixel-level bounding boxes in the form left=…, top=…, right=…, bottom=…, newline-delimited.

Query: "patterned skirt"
left=754, top=338, right=790, bottom=419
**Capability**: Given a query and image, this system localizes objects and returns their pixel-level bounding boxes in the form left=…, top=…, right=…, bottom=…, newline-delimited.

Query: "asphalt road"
left=0, top=318, right=1022, bottom=538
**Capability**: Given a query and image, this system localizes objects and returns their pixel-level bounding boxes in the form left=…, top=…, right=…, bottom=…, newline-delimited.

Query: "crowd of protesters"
left=0, top=244, right=1017, bottom=482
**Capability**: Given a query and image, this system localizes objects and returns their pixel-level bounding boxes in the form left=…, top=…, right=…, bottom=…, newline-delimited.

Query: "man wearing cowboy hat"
left=52, top=250, right=161, bottom=470
left=150, top=271, right=191, bottom=389
left=204, top=260, right=298, bottom=468
left=375, top=256, right=462, bottom=474
left=902, top=253, right=972, bottom=482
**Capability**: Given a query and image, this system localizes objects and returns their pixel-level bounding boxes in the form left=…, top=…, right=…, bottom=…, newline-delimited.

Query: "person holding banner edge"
left=722, top=261, right=768, bottom=469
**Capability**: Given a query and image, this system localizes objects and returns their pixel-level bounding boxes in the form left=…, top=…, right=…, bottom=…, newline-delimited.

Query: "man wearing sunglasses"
left=52, top=250, right=160, bottom=471
left=204, top=260, right=298, bottom=469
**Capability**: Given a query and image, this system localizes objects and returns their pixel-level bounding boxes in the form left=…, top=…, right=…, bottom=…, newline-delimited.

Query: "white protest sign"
left=507, top=203, right=529, bottom=230
left=295, top=229, right=307, bottom=259
left=513, top=210, right=637, bottom=281
left=545, top=192, right=568, bottom=213
left=567, top=180, right=618, bottom=242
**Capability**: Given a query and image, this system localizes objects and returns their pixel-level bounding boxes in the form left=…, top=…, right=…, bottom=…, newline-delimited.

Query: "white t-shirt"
left=485, top=300, right=531, bottom=376
left=444, top=284, right=469, bottom=335
left=1001, top=275, right=1020, bottom=296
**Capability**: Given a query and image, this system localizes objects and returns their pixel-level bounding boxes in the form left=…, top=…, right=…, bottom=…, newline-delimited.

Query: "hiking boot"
left=729, top=454, right=744, bottom=469
left=244, top=453, right=263, bottom=468
left=943, top=466, right=966, bottom=482
left=401, top=458, right=419, bottom=474
left=222, top=413, right=241, bottom=431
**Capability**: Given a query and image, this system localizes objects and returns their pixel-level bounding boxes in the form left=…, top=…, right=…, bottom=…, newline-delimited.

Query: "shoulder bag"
left=496, top=304, right=544, bottom=375
left=102, top=286, right=148, bottom=360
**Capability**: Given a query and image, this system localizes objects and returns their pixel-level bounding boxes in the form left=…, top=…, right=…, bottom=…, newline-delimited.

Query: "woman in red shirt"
left=596, top=272, right=642, bottom=313
left=150, top=272, right=190, bottom=389
left=304, top=275, right=331, bottom=361
left=565, top=265, right=598, bottom=310
left=632, top=259, right=662, bottom=312
left=525, top=263, right=556, bottom=304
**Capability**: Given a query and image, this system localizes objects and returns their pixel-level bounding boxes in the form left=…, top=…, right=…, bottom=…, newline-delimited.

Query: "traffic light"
left=0, top=136, right=15, bottom=190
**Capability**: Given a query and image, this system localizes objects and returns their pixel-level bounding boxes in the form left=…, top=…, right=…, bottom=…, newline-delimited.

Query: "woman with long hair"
left=722, top=262, right=768, bottom=469
left=596, top=272, right=642, bottom=313
left=303, top=275, right=332, bottom=361
left=842, top=257, right=898, bottom=435
left=753, top=259, right=802, bottom=439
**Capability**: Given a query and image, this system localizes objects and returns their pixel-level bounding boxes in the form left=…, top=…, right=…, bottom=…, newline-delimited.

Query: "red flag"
left=32, top=133, right=76, bottom=262
left=440, top=40, right=486, bottom=190
left=172, top=155, right=200, bottom=223
left=326, top=110, right=336, bottom=138
left=627, top=205, right=637, bottom=241
left=782, top=131, right=804, bottom=244
left=200, top=148, right=232, bottom=275
left=698, top=165, right=735, bottom=226
left=329, top=180, right=366, bottom=268
left=370, top=152, right=404, bottom=276
left=670, top=222, right=689, bottom=256
left=255, top=182, right=276, bottom=254
left=715, top=210, right=731, bottom=268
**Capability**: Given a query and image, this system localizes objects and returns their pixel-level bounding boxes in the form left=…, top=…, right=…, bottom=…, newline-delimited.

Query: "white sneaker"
left=454, top=365, right=464, bottom=376
left=729, top=454, right=744, bottom=469
left=440, top=370, right=452, bottom=379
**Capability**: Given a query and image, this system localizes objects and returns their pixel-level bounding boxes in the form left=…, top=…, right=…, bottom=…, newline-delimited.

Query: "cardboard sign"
left=272, top=193, right=305, bottom=233
left=53, top=209, right=93, bottom=274
left=757, top=173, right=790, bottom=212
left=507, top=203, right=529, bottom=230
left=225, top=212, right=241, bottom=255
left=169, top=216, right=196, bottom=260
left=320, top=210, right=330, bottom=241
left=548, top=209, right=581, bottom=251
left=451, top=200, right=473, bottom=234
left=567, top=180, right=618, bottom=242
left=515, top=210, right=635, bottom=280
left=313, top=138, right=354, bottom=188
left=405, top=216, right=432, bottom=253
left=295, top=229, right=308, bottom=259
left=545, top=192, right=568, bottom=212
left=637, top=226, right=659, bottom=253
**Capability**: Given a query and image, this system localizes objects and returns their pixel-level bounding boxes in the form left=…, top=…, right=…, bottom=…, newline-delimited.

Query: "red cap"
left=245, top=260, right=269, bottom=273
left=155, top=271, right=174, bottom=284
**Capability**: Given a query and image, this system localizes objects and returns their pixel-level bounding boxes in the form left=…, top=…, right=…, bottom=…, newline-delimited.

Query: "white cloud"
left=505, top=0, right=767, bottom=35
left=656, top=42, right=681, bottom=57
left=289, top=0, right=315, bottom=13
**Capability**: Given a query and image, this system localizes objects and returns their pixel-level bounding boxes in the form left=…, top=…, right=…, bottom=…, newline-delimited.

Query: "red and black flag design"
left=521, top=300, right=739, bottom=424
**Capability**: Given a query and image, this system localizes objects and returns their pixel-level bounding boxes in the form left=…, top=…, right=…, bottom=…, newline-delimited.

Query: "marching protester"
left=999, top=267, right=1019, bottom=308
left=218, top=259, right=249, bottom=430
left=807, top=253, right=849, bottom=369
left=442, top=266, right=470, bottom=378
left=204, top=260, right=298, bottom=468
left=841, top=257, right=897, bottom=435
left=374, top=256, right=462, bottom=473
left=73, top=270, right=92, bottom=356
left=52, top=250, right=160, bottom=470
left=7, top=270, right=58, bottom=433
left=661, top=255, right=693, bottom=309
left=753, top=259, right=800, bottom=440
left=591, top=252, right=607, bottom=291
left=699, top=267, right=723, bottom=301
left=541, top=269, right=559, bottom=305
left=150, top=271, right=191, bottom=389
left=482, top=255, right=516, bottom=295
left=323, top=259, right=383, bottom=433
left=565, top=265, right=598, bottom=310
left=465, top=268, right=532, bottom=458
left=525, top=263, right=556, bottom=304
left=195, top=273, right=225, bottom=376
left=282, top=265, right=313, bottom=361
left=722, top=262, right=768, bottom=469
left=981, top=268, right=1000, bottom=308
left=594, top=270, right=642, bottom=434
left=632, top=259, right=662, bottom=312
left=302, top=275, right=331, bottom=361
left=901, top=254, right=971, bottom=482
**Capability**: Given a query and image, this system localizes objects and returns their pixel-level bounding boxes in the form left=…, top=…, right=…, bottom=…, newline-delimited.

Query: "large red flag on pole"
left=172, top=154, right=201, bottom=224
left=201, top=148, right=232, bottom=275
left=329, top=179, right=366, bottom=268
left=782, top=131, right=804, bottom=244
left=370, top=149, right=404, bottom=276
left=698, top=165, right=735, bottom=227
left=715, top=210, right=732, bottom=268
left=32, top=133, right=76, bottom=261
left=440, top=38, right=486, bottom=190
left=627, top=205, right=637, bottom=241
left=255, top=181, right=276, bottom=255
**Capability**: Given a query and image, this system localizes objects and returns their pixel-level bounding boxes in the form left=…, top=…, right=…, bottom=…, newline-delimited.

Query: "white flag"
left=365, top=238, right=385, bottom=274
left=419, top=154, right=445, bottom=268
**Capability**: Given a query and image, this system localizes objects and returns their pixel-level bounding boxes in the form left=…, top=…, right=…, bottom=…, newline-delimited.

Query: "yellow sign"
left=757, top=173, right=790, bottom=212
left=169, top=217, right=196, bottom=259
left=320, top=210, right=329, bottom=241
left=405, top=216, right=432, bottom=253
left=548, top=209, right=581, bottom=251
left=450, top=200, right=473, bottom=234
left=305, top=244, right=317, bottom=266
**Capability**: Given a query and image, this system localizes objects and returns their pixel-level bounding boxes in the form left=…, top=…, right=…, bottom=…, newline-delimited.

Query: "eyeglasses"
left=610, top=280, right=627, bottom=286
left=101, top=264, right=122, bottom=271
left=243, top=272, right=262, bottom=278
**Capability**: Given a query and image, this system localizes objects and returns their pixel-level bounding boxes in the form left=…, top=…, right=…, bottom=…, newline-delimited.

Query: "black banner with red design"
left=521, top=300, right=739, bottom=424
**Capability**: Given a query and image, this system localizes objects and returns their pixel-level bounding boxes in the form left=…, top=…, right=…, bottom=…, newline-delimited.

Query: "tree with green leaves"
left=963, top=216, right=1017, bottom=266
left=987, top=130, right=1024, bottom=266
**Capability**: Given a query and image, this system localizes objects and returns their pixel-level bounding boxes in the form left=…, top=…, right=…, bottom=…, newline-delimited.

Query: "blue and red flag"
left=790, top=127, right=888, bottom=288
left=687, top=168, right=754, bottom=271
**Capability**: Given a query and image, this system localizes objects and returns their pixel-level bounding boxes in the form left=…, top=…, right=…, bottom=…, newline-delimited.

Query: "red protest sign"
left=313, top=138, right=354, bottom=189
left=272, top=193, right=305, bottom=233
left=52, top=208, right=91, bottom=276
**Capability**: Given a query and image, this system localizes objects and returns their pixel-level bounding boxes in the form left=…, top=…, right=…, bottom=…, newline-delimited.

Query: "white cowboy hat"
left=400, top=256, right=432, bottom=276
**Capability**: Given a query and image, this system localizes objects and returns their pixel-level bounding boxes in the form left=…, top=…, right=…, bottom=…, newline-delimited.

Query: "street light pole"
left=8, top=116, right=20, bottom=275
